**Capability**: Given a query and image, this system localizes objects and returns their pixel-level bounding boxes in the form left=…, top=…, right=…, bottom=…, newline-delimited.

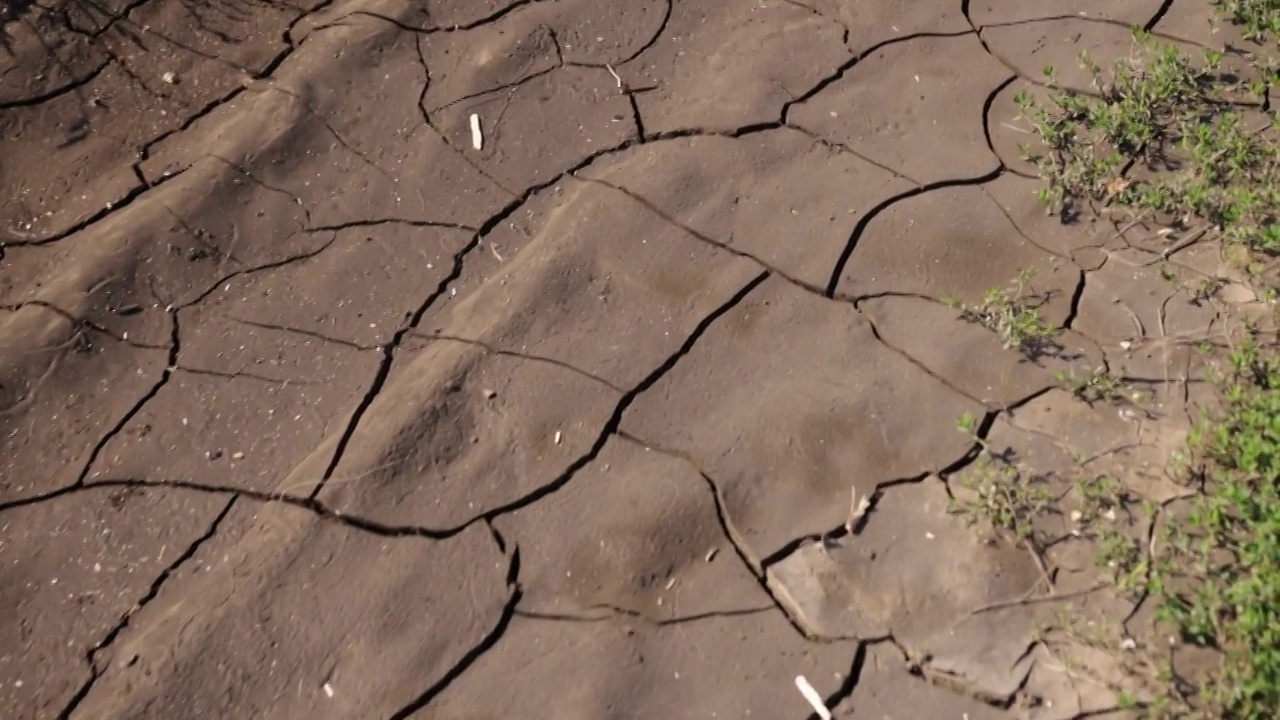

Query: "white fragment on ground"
left=554, top=430, right=562, bottom=445
left=161, top=71, right=178, bottom=84
left=469, top=113, right=483, bottom=150
left=323, top=682, right=334, bottom=698
left=794, top=675, right=832, bottom=720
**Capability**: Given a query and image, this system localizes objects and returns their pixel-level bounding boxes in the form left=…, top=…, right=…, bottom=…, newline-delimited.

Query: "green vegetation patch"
left=1016, top=29, right=1280, bottom=266
left=1150, top=340, right=1280, bottom=719
left=1002, top=5, right=1280, bottom=714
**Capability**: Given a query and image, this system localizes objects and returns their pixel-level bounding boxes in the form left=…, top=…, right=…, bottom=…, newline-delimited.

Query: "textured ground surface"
left=0, top=0, right=1266, bottom=718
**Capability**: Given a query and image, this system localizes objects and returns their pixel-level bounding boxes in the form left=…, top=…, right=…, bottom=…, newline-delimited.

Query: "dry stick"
left=1024, top=537, right=1057, bottom=594
left=845, top=486, right=872, bottom=535
left=1108, top=209, right=1153, bottom=243
left=1156, top=223, right=1211, bottom=260
left=605, top=63, right=624, bottom=91
left=968, top=581, right=1111, bottom=616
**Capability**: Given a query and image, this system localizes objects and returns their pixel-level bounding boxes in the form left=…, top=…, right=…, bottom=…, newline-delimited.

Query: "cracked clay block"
left=767, top=478, right=1041, bottom=700
left=0, top=310, right=169, bottom=501
left=418, top=603, right=857, bottom=720
left=0, top=487, right=228, bottom=720
left=622, top=276, right=982, bottom=559
left=412, top=176, right=767, bottom=391
left=579, top=126, right=914, bottom=290
left=496, top=437, right=772, bottom=619
left=970, top=0, right=1166, bottom=26
left=73, top=504, right=513, bottom=720
left=837, top=184, right=1081, bottom=325
left=1074, top=259, right=1220, bottom=365
left=831, top=644, right=1010, bottom=720
left=860, top=294, right=1101, bottom=407
left=622, top=0, right=851, bottom=133
left=791, top=32, right=1009, bottom=184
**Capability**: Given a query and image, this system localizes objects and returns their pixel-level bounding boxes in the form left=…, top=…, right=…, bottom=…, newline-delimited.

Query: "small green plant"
left=1055, top=367, right=1139, bottom=406
left=1150, top=339, right=1280, bottom=719
left=951, top=456, right=1055, bottom=540
left=1076, top=473, right=1129, bottom=521
left=951, top=413, right=1054, bottom=541
left=945, top=269, right=1058, bottom=354
left=1094, top=526, right=1148, bottom=594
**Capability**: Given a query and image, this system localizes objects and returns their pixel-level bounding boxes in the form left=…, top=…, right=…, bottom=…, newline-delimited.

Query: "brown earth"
left=0, top=1, right=1268, bottom=719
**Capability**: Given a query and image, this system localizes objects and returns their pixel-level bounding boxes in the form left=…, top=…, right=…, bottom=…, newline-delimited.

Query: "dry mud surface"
left=0, top=1, right=1258, bottom=718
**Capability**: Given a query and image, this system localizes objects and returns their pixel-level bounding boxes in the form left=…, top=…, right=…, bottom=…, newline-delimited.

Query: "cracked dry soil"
left=0, top=0, right=1263, bottom=718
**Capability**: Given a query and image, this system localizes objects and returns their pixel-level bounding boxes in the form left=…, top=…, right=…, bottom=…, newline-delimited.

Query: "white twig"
left=845, top=487, right=872, bottom=534
left=794, top=675, right=833, bottom=720
left=469, top=113, right=483, bottom=150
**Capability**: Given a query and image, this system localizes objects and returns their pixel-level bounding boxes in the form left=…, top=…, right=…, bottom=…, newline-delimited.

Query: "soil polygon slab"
left=107, top=0, right=295, bottom=84
left=836, top=185, right=1081, bottom=326
left=999, top=388, right=1190, bottom=503
left=970, top=0, right=1167, bottom=26
left=621, top=0, right=852, bottom=133
left=0, top=64, right=149, bottom=241
left=181, top=222, right=472, bottom=349
left=421, top=176, right=768, bottom=390
left=0, top=12, right=107, bottom=105
left=88, top=362, right=374, bottom=496
left=317, top=339, right=620, bottom=529
left=984, top=79, right=1058, bottom=178
left=578, top=127, right=915, bottom=289
left=0, top=486, right=228, bottom=720
left=789, top=33, right=1009, bottom=184
left=1073, top=258, right=1220, bottom=378
left=1154, top=0, right=1264, bottom=50
left=0, top=325, right=168, bottom=502
left=495, top=437, right=771, bottom=619
left=423, top=0, right=532, bottom=28
left=547, top=0, right=670, bottom=65
left=75, top=503, right=512, bottom=719
left=860, top=294, right=1102, bottom=407
left=981, top=172, right=1112, bottom=265
left=416, top=609, right=857, bottom=720
left=803, top=0, right=969, bottom=49
left=421, top=0, right=667, bottom=67
left=430, top=65, right=635, bottom=191
left=982, top=19, right=1199, bottom=93
left=11, top=158, right=321, bottom=346
left=420, top=16, right=562, bottom=112
left=830, top=644, right=1010, bottom=720
left=140, top=24, right=513, bottom=229
left=621, top=277, right=981, bottom=558
left=767, top=478, right=1041, bottom=698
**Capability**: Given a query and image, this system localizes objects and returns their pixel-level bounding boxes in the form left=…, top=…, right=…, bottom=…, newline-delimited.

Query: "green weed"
left=951, top=413, right=1055, bottom=540
left=944, top=269, right=1059, bottom=354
